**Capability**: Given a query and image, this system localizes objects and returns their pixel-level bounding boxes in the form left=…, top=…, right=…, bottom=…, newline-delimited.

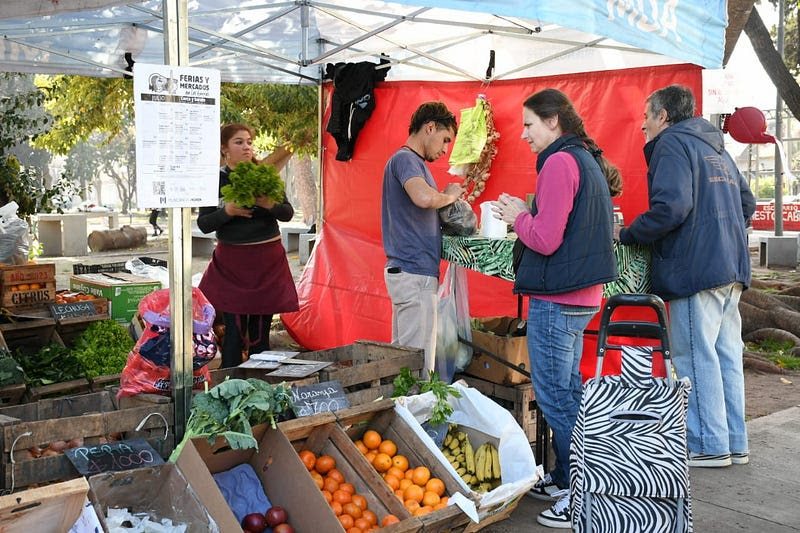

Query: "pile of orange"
left=298, top=449, right=401, bottom=532
left=355, top=429, right=449, bottom=518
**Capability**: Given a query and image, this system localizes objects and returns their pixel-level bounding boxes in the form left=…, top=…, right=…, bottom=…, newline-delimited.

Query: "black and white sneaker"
left=537, top=489, right=572, bottom=529
left=527, top=472, right=561, bottom=501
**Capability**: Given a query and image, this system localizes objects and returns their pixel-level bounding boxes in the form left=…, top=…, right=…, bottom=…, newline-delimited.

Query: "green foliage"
left=222, top=161, right=285, bottom=207
left=0, top=73, right=78, bottom=218
left=768, top=0, right=800, bottom=77
left=16, top=343, right=85, bottom=387
left=71, top=319, right=135, bottom=379
left=392, top=369, right=462, bottom=426
left=221, top=83, right=318, bottom=157
left=34, top=75, right=133, bottom=155
left=168, top=378, right=292, bottom=462
left=0, top=348, right=25, bottom=387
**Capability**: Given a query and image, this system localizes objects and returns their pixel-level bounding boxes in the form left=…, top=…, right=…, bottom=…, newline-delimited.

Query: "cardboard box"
left=88, top=463, right=217, bottom=532
left=177, top=425, right=345, bottom=533
left=0, top=477, right=88, bottom=533
left=465, top=317, right=530, bottom=385
left=70, top=272, right=161, bottom=325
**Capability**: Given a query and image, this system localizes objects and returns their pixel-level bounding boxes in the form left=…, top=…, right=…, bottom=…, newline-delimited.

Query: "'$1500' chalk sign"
left=65, top=438, right=164, bottom=476
left=290, top=380, right=350, bottom=417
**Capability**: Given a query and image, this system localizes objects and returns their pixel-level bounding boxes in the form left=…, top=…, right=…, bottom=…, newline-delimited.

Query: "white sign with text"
left=134, top=63, right=220, bottom=208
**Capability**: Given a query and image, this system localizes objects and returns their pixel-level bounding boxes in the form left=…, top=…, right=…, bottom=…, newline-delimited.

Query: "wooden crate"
left=336, top=402, right=472, bottom=533
left=0, top=477, right=89, bottom=532
left=301, top=340, right=425, bottom=406
left=0, top=384, right=26, bottom=407
left=208, top=366, right=320, bottom=387
left=0, top=264, right=57, bottom=313
left=0, top=318, right=63, bottom=354
left=279, top=405, right=423, bottom=533
left=54, top=313, right=111, bottom=347
left=0, top=389, right=174, bottom=490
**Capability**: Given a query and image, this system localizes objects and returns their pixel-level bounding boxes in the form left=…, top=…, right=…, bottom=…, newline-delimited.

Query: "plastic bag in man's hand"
left=439, top=199, right=477, bottom=236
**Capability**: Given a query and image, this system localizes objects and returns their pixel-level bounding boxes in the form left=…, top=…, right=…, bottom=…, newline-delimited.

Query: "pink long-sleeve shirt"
left=513, top=151, right=604, bottom=307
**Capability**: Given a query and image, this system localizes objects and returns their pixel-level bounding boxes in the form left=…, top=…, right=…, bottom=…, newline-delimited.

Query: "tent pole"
left=163, top=0, right=194, bottom=444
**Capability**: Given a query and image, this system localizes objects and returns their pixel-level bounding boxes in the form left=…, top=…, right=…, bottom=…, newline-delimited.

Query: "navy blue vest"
left=513, top=134, right=618, bottom=296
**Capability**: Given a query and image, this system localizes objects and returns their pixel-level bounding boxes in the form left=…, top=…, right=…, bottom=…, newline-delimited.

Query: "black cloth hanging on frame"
left=325, top=56, right=390, bottom=161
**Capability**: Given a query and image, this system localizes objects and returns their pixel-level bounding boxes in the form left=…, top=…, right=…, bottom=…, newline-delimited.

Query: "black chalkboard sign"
left=50, top=301, right=99, bottom=320
left=291, top=380, right=350, bottom=417
left=64, top=438, right=164, bottom=476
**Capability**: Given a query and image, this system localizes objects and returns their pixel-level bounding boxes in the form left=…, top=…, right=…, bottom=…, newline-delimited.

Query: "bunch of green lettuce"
left=71, top=319, right=135, bottom=379
left=221, top=162, right=285, bottom=208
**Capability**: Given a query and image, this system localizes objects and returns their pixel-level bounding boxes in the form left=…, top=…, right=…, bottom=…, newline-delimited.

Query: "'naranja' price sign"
left=291, top=380, right=350, bottom=417
left=64, top=438, right=164, bottom=476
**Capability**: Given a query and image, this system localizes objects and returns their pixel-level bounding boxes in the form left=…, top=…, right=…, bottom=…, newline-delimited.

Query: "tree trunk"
left=87, top=225, right=147, bottom=252
left=744, top=7, right=800, bottom=120
left=294, top=156, right=317, bottom=227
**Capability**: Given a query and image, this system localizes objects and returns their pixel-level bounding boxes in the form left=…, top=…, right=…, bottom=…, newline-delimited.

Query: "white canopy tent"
left=0, top=0, right=727, bottom=439
left=0, top=0, right=725, bottom=84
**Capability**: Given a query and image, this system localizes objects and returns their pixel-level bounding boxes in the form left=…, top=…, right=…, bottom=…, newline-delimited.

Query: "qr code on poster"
left=152, top=181, right=166, bottom=196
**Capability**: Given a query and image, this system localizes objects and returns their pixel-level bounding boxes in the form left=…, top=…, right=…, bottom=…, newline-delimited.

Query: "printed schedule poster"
left=134, top=63, right=220, bottom=208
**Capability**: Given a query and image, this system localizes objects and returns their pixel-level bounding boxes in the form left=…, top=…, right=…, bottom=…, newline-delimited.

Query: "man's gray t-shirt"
left=381, top=147, right=441, bottom=278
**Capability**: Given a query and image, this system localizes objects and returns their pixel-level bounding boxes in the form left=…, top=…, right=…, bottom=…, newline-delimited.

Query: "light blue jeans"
left=527, top=298, right=598, bottom=489
left=669, top=283, right=749, bottom=455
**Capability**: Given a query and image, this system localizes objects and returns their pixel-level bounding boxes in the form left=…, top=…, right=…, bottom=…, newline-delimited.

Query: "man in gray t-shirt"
left=381, top=101, right=464, bottom=373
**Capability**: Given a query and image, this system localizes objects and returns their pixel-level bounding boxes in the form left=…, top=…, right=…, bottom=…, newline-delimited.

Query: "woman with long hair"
left=492, top=89, right=621, bottom=529
left=197, top=123, right=298, bottom=367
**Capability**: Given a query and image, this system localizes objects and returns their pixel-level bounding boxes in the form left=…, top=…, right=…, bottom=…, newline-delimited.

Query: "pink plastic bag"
left=117, top=287, right=217, bottom=397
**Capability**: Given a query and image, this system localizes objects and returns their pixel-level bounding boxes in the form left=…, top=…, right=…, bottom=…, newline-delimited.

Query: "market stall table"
left=442, top=235, right=652, bottom=296
left=443, top=235, right=652, bottom=466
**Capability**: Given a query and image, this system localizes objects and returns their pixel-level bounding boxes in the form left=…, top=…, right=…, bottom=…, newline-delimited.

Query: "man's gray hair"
left=647, top=85, right=696, bottom=124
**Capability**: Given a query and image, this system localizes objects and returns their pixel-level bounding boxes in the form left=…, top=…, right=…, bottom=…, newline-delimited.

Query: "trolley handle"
left=595, top=293, right=674, bottom=381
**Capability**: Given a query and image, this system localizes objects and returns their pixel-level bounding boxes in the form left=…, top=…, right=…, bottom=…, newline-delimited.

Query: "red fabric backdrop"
left=282, top=64, right=702, bottom=376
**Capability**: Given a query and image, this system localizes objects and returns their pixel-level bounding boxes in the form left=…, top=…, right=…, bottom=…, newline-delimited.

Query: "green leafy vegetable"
left=168, top=378, right=292, bottom=462
left=16, top=343, right=85, bottom=387
left=71, top=319, right=135, bottom=379
left=0, top=348, right=25, bottom=386
left=392, top=369, right=462, bottom=426
left=221, top=161, right=285, bottom=208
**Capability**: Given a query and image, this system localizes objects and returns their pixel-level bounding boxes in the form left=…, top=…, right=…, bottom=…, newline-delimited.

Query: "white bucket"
left=479, top=201, right=507, bottom=239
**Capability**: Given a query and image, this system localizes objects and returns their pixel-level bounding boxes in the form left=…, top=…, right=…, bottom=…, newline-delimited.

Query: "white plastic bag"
left=395, top=382, right=538, bottom=511
left=435, top=264, right=472, bottom=383
left=0, top=201, right=29, bottom=265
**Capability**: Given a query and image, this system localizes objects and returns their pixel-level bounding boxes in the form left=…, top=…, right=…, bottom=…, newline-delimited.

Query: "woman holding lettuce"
left=198, top=123, right=298, bottom=367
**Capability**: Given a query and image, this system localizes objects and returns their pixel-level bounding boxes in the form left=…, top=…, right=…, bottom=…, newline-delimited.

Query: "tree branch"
left=744, top=7, right=800, bottom=120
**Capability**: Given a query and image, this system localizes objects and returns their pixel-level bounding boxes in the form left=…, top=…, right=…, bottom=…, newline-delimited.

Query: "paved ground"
left=483, top=406, right=800, bottom=532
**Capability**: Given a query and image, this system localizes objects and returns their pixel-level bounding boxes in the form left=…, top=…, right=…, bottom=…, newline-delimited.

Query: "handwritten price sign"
left=65, top=438, right=164, bottom=476
left=290, top=380, right=350, bottom=417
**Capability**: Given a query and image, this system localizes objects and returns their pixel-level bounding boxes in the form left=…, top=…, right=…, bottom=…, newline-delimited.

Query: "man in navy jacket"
left=617, top=85, right=756, bottom=468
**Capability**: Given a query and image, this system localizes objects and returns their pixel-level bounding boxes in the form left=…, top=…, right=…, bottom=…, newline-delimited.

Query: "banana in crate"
left=440, top=424, right=502, bottom=493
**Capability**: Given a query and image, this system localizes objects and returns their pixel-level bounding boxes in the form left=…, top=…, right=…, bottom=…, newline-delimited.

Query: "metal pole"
left=774, top=0, right=785, bottom=235
left=162, top=0, right=193, bottom=443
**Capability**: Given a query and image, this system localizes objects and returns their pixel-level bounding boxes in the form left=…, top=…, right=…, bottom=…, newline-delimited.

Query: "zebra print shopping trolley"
left=570, top=293, right=693, bottom=532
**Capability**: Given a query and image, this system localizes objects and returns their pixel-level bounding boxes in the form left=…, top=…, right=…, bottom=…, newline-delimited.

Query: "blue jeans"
left=527, top=298, right=598, bottom=489
left=669, top=283, right=748, bottom=455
